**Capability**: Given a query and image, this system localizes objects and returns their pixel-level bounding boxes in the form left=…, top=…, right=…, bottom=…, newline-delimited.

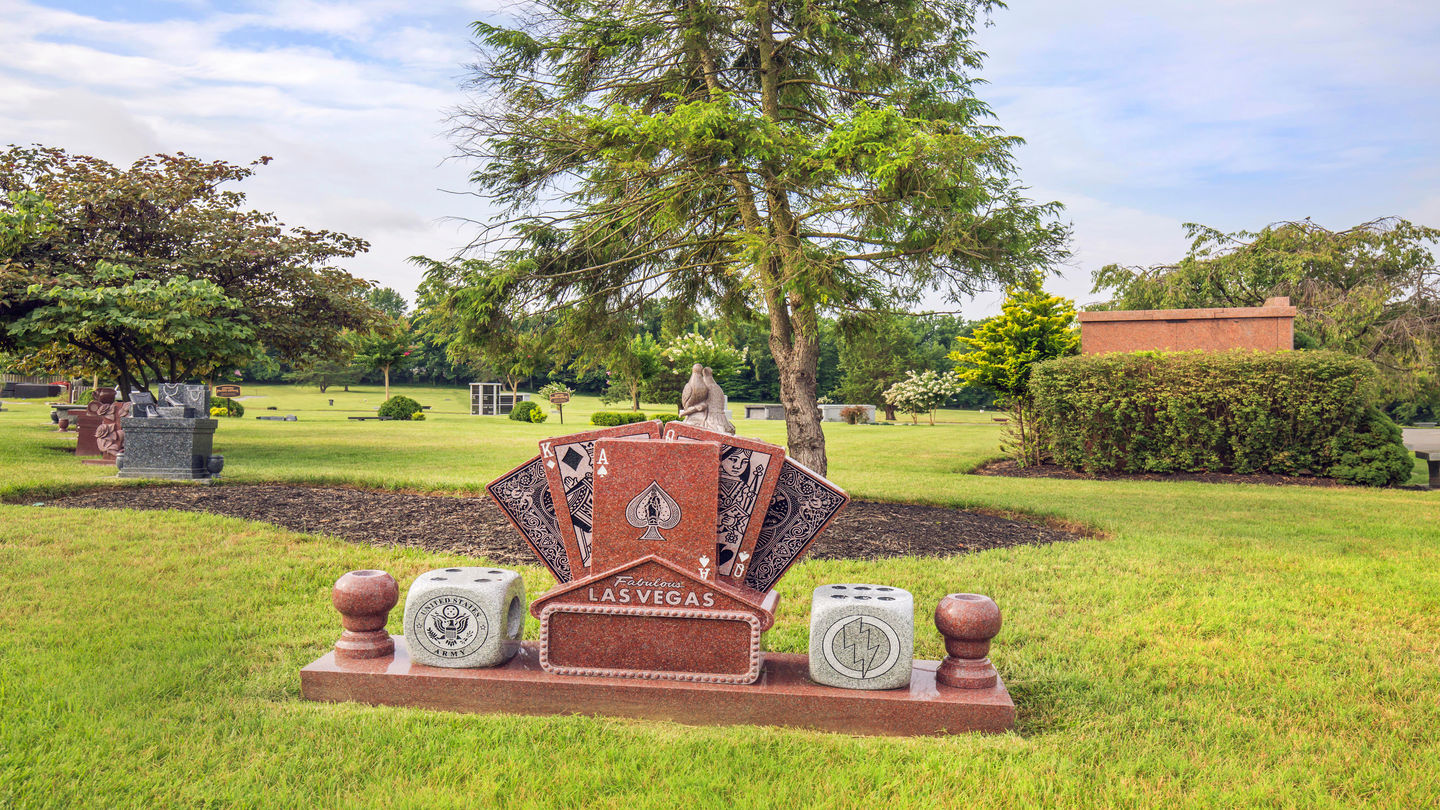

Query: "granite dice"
left=403, top=567, right=526, bottom=668
left=808, top=583, right=914, bottom=690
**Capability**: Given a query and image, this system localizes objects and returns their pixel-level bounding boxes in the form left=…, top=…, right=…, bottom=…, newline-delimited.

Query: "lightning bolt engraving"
left=837, top=617, right=884, bottom=677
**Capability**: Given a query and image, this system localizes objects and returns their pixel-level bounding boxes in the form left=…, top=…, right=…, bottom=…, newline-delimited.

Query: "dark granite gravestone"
left=128, top=392, right=160, bottom=418
left=116, top=387, right=222, bottom=480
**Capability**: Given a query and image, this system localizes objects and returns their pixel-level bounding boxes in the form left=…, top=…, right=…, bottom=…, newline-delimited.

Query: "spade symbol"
left=625, top=482, right=682, bottom=541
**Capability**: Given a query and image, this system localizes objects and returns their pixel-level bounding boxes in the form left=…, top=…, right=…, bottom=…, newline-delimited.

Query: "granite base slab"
left=299, top=637, right=1014, bottom=736
left=116, top=417, right=218, bottom=480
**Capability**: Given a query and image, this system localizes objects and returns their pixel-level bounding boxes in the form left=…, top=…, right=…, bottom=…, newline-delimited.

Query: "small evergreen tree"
left=950, top=279, right=1079, bottom=465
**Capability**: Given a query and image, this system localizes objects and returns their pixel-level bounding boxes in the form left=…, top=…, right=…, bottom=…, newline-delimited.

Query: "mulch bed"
left=973, top=459, right=1353, bottom=487
left=41, top=484, right=1081, bottom=565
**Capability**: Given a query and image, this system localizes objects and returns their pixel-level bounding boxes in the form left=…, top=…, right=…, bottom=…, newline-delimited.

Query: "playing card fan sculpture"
left=486, top=369, right=848, bottom=684
left=302, top=370, right=1017, bottom=734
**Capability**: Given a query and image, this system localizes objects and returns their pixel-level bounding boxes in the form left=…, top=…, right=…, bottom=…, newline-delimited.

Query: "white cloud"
left=1, top=0, right=1435, bottom=319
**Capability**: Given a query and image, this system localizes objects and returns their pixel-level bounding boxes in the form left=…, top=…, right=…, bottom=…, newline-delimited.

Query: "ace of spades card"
left=742, top=457, right=850, bottom=593
left=663, top=421, right=785, bottom=586
left=485, top=454, right=572, bottom=584
left=589, top=437, right=720, bottom=579
left=541, top=420, right=663, bottom=575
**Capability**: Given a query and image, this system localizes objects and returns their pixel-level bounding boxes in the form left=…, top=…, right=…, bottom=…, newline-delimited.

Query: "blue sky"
left=2, top=0, right=1437, bottom=315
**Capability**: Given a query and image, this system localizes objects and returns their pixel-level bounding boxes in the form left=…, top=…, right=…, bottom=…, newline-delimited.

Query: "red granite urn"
left=331, top=569, right=399, bottom=660
left=934, top=592, right=1002, bottom=689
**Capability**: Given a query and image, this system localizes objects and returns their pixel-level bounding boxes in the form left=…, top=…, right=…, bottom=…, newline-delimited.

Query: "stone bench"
left=1416, top=450, right=1439, bottom=489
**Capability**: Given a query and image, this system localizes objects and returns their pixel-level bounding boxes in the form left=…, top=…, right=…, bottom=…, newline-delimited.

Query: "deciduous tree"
left=0, top=146, right=378, bottom=396
left=600, top=333, right=664, bottom=411
left=353, top=319, right=412, bottom=400
left=882, top=369, right=963, bottom=424
left=836, top=312, right=923, bottom=419
left=7, top=263, right=258, bottom=395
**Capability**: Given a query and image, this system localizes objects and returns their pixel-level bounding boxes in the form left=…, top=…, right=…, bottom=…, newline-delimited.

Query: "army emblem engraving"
left=414, top=595, right=488, bottom=660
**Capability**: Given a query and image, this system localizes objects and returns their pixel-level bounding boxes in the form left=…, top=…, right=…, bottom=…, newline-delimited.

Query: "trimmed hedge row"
left=590, top=411, right=682, bottom=426
left=591, top=411, right=647, bottom=426
left=1030, top=350, right=1412, bottom=486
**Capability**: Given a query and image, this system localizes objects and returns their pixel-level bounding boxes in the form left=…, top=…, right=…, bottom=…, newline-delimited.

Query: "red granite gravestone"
left=589, top=437, right=720, bottom=577
left=530, top=555, right=776, bottom=682
left=532, top=437, right=777, bottom=682
left=302, top=412, right=1017, bottom=734
left=539, top=420, right=664, bottom=576
left=661, top=422, right=786, bottom=588
left=74, top=388, right=117, bottom=457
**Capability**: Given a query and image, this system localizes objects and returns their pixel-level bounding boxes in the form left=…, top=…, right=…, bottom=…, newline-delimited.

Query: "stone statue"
left=702, top=367, right=735, bottom=434
left=679, top=364, right=708, bottom=421
left=679, top=364, right=735, bottom=435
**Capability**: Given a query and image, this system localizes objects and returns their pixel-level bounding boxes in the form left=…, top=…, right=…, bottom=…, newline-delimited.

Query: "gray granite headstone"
left=403, top=567, right=525, bottom=668
left=158, top=383, right=208, bottom=418
left=116, top=416, right=221, bottom=480
left=808, top=583, right=914, bottom=690
left=129, top=392, right=159, bottom=418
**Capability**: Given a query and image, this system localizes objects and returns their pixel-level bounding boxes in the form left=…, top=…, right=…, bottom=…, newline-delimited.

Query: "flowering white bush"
left=536, top=381, right=573, bottom=403
left=660, top=332, right=747, bottom=378
left=883, top=370, right=963, bottom=424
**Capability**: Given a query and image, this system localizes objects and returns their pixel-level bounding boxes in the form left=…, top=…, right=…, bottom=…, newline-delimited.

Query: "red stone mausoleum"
left=1078, top=297, right=1296, bottom=354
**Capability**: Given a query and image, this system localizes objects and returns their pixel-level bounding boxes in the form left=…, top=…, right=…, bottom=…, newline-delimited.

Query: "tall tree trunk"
left=383, top=364, right=391, bottom=399
left=769, top=300, right=826, bottom=475
left=631, top=382, right=641, bottom=411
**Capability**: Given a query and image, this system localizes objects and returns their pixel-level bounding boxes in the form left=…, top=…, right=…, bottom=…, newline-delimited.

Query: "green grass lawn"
left=2, top=384, right=1438, bottom=807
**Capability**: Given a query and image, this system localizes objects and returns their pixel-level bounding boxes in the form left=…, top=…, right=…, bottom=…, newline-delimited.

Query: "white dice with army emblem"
left=403, top=567, right=525, bottom=668
left=807, top=583, right=914, bottom=690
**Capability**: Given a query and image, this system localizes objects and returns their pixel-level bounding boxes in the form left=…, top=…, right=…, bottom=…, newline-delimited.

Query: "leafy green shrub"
left=378, top=395, right=422, bottom=421
left=411, top=412, right=426, bottom=422
left=528, top=407, right=547, bottom=423
left=1327, top=406, right=1413, bottom=486
left=208, top=396, right=244, bottom=417
left=591, top=411, right=648, bottom=426
left=656, top=413, right=681, bottom=424
left=509, top=401, right=542, bottom=422
left=1031, top=350, right=1413, bottom=486
left=77, top=389, right=95, bottom=405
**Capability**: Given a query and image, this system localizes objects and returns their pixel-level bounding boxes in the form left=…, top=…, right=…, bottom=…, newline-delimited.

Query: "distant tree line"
left=261, top=283, right=999, bottom=415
